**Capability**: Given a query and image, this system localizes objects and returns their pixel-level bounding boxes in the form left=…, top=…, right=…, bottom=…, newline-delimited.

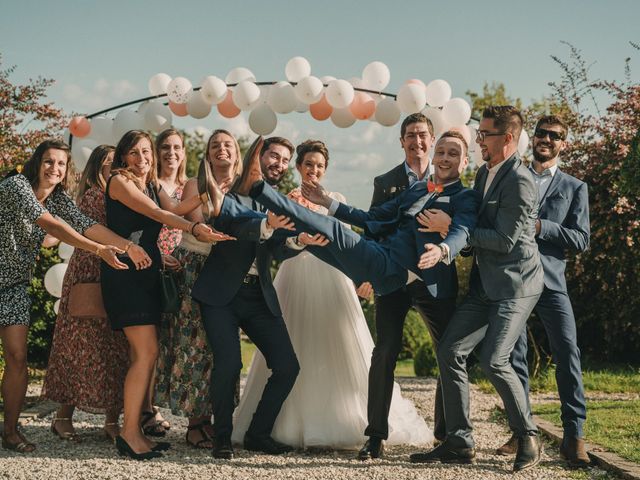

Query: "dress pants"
left=200, top=282, right=299, bottom=440
left=437, top=280, right=540, bottom=448
left=365, top=280, right=456, bottom=441
left=510, top=287, right=586, bottom=438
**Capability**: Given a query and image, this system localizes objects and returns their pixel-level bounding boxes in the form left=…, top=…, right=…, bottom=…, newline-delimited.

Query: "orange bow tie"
left=427, top=181, right=443, bottom=194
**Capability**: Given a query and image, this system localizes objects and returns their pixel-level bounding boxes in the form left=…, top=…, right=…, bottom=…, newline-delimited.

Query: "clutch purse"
left=68, top=282, right=107, bottom=319
left=160, top=269, right=181, bottom=314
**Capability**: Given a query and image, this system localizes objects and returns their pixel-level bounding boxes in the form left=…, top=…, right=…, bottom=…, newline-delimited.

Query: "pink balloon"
left=69, top=116, right=91, bottom=138
left=405, top=79, right=426, bottom=91
left=349, top=92, right=375, bottom=120
left=309, top=95, right=333, bottom=121
left=168, top=101, right=188, bottom=117
left=217, top=89, right=241, bottom=118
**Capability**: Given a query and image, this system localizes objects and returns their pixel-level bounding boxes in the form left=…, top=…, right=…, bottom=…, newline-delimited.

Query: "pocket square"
left=435, top=196, right=450, bottom=203
left=487, top=200, right=497, bottom=204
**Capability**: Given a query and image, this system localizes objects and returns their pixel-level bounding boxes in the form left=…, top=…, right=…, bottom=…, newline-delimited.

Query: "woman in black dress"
left=102, top=130, right=230, bottom=460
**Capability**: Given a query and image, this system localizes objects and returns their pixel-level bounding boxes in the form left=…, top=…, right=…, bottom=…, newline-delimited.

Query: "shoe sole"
left=410, top=457, right=475, bottom=464
left=513, top=449, right=543, bottom=472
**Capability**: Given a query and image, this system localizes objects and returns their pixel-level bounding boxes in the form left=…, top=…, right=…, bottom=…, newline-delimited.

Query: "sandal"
left=152, top=406, right=171, bottom=431
left=2, top=431, right=36, bottom=453
left=51, top=416, right=81, bottom=442
left=141, top=410, right=166, bottom=437
left=185, top=422, right=214, bottom=449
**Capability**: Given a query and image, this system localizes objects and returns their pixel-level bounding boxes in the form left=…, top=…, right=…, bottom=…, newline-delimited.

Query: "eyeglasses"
left=534, top=128, right=565, bottom=141
left=475, top=130, right=506, bottom=142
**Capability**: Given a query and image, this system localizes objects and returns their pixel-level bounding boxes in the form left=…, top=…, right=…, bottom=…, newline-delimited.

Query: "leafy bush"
left=414, top=337, right=439, bottom=377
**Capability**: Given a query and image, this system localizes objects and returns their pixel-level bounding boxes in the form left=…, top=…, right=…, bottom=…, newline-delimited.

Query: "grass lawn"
left=240, top=341, right=418, bottom=377
left=533, top=400, right=640, bottom=464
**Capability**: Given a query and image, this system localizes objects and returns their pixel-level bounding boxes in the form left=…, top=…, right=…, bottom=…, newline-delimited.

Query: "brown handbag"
left=68, top=282, right=108, bottom=319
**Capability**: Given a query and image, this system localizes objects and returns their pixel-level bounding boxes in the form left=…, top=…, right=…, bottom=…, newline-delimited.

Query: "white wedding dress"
left=231, top=191, right=433, bottom=449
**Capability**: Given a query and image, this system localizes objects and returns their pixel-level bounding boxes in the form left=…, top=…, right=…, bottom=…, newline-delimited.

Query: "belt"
left=242, top=274, right=260, bottom=285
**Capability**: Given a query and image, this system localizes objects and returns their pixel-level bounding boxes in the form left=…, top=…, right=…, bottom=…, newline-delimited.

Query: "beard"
left=532, top=142, right=560, bottom=163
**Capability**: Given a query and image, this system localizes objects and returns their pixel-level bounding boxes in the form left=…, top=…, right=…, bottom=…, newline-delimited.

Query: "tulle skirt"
left=232, top=251, right=433, bottom=448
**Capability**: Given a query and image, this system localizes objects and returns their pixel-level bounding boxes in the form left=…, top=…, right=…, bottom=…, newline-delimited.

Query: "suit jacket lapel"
left=478, top=156, right=517, bottom=216
left=538, top=169, right=563, bottom=211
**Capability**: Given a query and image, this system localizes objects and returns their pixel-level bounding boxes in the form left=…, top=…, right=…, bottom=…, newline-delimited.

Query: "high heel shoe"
left=151, top=441, right=171, bottom=452
left=115, top=435, right=163, bottom=460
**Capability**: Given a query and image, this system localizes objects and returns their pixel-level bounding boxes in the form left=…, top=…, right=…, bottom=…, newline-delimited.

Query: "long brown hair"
left=155, top=128, right=188, bottom=185
left=205, top=129, right=243, bottom=180
left=111, top=130, right=158, bottom=190
left=21, top=139, right=75, bottom=194
left=76, top=144, right=115, bottom=201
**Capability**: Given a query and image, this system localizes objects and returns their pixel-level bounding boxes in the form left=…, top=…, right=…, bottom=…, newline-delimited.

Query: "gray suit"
left=437, top=153, right=544, bottom=448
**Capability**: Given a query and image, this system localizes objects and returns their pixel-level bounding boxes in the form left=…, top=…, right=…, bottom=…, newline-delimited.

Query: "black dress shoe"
left=244, top=433, right=294, bottom=454
left=212, top=436, right=234, bottom=459
left=410, top=440, right=475, bottom=464
left=358, top=437, right=384, bottom=460
left=513, top=434, right=542, bottom=472
left=115, top=436, right=163, bottom=460
left=151, top=441, right=171, bottom=452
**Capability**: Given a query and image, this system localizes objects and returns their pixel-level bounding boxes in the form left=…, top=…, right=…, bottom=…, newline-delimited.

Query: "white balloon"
left=225, top=67, right=256, bottom=84
left=44, top=263, right=68, bottom=298
left=425, top=79, right=452, bottom=107
left=58, top=242, right=74, bottom=261
left=423, top=106, right=450, bottom=137
left=471, top=145, right=485, bottom=168
left=187, top=91, right=212, bottom=119
left=200, top=76, right=227, bottom=104
left=467, top=125, right=478, bottom=149
left=233, top=81, right=261, bottom=110
left=397, top=84, right=427, bottom=113
left=362, top=61, right=391, bottom=91
left=87, top=117, right=115, bottom=145
left=267, top=81, right=297, bottom=114
left=285, top=56, right=311, bottom=82
left=442, top=98, right=472, bottom=125
left=257, top=85, right=271, bottom=105
left=71, top=138, right=98, bottom=170
left=320, top=75, right=336, bottom=85
left=518, top=130, right=530, bottom=156
left=375, top=98, right=401, bottom=126
left=148, top=73, right=172, bottom=96
left=143, top=101, right=173, bottom=132
left=294, top=76, right=324, bottom=104
left=331, top=107, right=356, bottom=128
left=137, top=101, right=151, bottom=117
left=295, top=100, right=309, bottom=113
left=61, top=128, right=71, bottom=144
left=113, top=110, right=142, bottom=141
left=325, top=79, right=354, bottom=109
left=53, top=299, right=60, bottom=315
left=166, top=77, right=193, bottom=104
left=248, top=105, right=278, bottom=135
left=349, top=77, right=366, bottom=89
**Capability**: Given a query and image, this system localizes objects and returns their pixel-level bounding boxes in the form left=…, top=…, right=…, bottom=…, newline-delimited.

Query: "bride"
left=232, top=139, right=432, bottom=449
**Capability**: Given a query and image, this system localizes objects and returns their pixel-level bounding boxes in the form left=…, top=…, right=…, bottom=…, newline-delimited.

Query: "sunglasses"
left=534, top=128, right=565, bottom=141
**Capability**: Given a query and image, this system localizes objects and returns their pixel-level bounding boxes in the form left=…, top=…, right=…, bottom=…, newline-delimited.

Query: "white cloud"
left=62, top=78, right=139, bottom=113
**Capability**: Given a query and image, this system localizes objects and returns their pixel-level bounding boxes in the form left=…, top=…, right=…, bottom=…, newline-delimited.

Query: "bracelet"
left=190, top=221, right=202, bottom=237
left=124, top=241, right=133, bottom=253
left=438, top=243, right=448, bottom=262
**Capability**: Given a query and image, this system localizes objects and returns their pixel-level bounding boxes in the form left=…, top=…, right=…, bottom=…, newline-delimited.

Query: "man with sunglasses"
left=496, top=115, right=590, bottom=467
left=411, top=106, right=544, bottom=472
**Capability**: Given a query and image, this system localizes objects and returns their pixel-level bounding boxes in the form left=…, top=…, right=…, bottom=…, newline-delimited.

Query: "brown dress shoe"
left=197, top=160, right=224, bottom=219
left=232, top=136, right=264, bottom=196
left=496, top=434, right=518, bottom=456
left=560, top=437, right=590, bottom=467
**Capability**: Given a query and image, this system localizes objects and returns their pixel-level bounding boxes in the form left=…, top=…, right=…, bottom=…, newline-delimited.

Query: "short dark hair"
left=261, top=136, right=294, bottom=158
left=400, top=113, right=434, bottom=138
left=535, top=114, right=568, bottom=139
left=482, top=105, right=523, bottom=141
left=22, top=139, right=75, bottom=193
left=295, top=139, right=329, bottom=168
left=438, top=130, right=469, bottom=156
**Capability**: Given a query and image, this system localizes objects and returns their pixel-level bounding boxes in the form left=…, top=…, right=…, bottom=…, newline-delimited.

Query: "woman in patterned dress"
left=42, top=145, right=130, bottom=443
left=0, top=140, right=145, bottom=453
left=155, top=129, right=242, bottom=449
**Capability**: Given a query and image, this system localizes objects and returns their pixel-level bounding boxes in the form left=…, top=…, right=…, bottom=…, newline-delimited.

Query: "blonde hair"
left=206, top=129, right=243, bottom=180
left=76, top=144, right=115, bottom=201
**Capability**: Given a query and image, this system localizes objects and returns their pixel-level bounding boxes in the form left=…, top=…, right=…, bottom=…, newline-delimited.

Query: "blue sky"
left=2, top=0, right=639, bottom=207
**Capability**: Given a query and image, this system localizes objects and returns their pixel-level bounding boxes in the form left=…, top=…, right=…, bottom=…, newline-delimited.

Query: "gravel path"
left=1, top=378, right=611, bottom=479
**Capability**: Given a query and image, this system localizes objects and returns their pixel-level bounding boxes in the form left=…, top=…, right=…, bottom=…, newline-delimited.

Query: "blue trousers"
left=510, top=287, right=586, bottom=438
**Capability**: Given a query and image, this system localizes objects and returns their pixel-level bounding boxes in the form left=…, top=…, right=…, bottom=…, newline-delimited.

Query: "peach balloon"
left=349, top=92, right=376, bottom=120
left=169, top=101, right=188, bottom=117
left=69, top=116, right=91, bottom=138
left=309, top=95, right=332, bottom=121
left=217, top=89, right=241, bottom=118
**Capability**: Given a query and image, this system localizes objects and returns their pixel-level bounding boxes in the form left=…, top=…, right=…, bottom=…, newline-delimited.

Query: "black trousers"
left=364, top=280, right=456, bottom=441
left=199, top=282, right=299, bottom=440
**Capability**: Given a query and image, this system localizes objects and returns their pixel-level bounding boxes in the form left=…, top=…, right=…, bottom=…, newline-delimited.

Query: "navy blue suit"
left=251, top=180, right=480, bottom=296
left=192, top=193, right=300, bottom=440
left=510, top=168, right=590, bottom=438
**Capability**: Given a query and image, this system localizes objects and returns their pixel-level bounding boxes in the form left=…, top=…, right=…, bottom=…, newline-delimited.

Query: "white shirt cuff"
left=327, top=198, right=339, bottom=216
left=440, top=243, right=451, bottom=265
left=260, top=218, right=274, bottom=240
left=286, top=235, right=306, bottom=250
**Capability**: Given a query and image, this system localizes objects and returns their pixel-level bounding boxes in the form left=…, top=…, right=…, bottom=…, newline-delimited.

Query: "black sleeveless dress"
left=101, top=175, right=163, bottom=330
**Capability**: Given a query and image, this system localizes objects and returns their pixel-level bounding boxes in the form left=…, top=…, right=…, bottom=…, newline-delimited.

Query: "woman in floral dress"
left=42, top=145, right=130, bottom=443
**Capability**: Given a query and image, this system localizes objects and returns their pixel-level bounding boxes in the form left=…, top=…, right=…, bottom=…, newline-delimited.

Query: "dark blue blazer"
left=334, top=180, right=480, bottom=299
left=191, top=193, right=296, bottom=317
left=536, top=169, right=590, bottom=293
